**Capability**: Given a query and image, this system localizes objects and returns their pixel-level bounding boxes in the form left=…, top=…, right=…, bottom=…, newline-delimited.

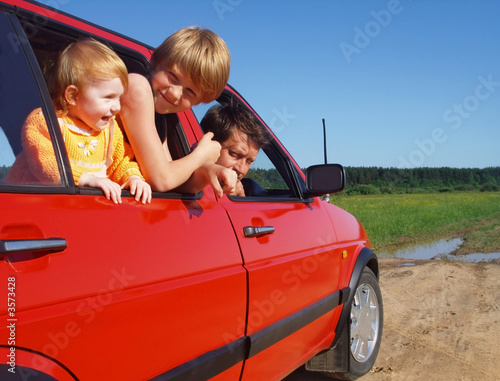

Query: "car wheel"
left=328, top=267, right=383, bottom=380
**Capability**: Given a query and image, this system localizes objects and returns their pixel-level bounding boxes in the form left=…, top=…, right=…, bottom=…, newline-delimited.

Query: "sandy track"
left=368, top=258, right=500, bottom=381
left=286, top=257, right=500, bottom=381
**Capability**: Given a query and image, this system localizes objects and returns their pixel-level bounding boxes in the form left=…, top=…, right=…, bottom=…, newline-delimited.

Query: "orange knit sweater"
left=7, top=108, right=143, bottom=186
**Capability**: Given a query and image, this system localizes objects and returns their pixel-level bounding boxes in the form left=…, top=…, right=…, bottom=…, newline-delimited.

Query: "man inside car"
left=200, top=101, right=270, bottom=196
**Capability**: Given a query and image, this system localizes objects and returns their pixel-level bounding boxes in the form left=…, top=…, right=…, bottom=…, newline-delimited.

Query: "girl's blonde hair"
left=50, top=39, right=128, bottom=114
left=150, top=27, right=230, bottom=103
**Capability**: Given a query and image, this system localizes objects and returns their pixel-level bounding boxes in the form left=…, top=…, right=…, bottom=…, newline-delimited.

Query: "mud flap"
left=305, top=319, right=349, bottom=372
left=305, top=246, right=378, bottom=373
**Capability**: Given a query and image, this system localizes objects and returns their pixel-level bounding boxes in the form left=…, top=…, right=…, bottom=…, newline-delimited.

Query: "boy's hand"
left=229, top=180, right=245, bottom=197
left=207, top=164, right=237, bottom=198
left=194, top=132, right=221, bottom=165
left=85, top=176, right=122, bottom=204
left=122, top=175, right=152, bottom=204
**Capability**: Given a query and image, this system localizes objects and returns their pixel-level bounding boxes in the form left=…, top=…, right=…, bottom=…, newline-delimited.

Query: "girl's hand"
left=122, top=175, right=152, bottom=204
left=84, top=175, right=122, bottom=204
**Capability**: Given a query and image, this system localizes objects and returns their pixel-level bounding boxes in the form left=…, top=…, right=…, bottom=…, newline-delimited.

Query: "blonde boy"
left=119, top=27, right=237, bottom=196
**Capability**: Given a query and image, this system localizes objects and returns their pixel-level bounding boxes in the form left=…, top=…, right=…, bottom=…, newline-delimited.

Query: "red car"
left=0, top=1, right=382, bottom=380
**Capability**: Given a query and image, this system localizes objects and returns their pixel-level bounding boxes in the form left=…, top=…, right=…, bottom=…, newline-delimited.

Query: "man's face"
left=217, top=129, right=259, bottom=180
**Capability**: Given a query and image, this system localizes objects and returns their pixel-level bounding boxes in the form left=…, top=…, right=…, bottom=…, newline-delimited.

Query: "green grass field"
left=331, top=192, right=500, bottom=254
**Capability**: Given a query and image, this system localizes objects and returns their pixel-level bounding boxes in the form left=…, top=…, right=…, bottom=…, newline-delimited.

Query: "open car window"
left=2, top=12, right=193, bottom=196
left=193, top=91, right=306, bottom=201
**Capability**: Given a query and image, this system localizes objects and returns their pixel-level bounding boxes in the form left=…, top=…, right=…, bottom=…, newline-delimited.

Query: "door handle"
left=243, top=226, right=275, bottom=238
left=0, top=238, right=67, bottom=258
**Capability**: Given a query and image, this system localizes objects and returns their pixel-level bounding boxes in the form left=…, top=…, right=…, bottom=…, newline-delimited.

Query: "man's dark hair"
left=200, top=101, right=271, bottom=149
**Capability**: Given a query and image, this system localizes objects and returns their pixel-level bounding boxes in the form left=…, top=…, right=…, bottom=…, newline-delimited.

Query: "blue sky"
left=32, top=0, right=500, bottom=169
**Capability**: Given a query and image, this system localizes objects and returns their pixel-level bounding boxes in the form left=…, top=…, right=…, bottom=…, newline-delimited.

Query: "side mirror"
left=305, top=164, right=345, bottom=197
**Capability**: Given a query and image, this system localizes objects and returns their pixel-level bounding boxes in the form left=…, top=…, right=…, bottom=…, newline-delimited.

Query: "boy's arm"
left=178, top=163, right=237, bottom=197
left=119, top=73, right=220, bottom=192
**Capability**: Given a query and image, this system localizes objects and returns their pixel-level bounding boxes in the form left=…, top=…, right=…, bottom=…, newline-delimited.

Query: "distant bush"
left=0, top=165, right=10, bottom=181
left=407, top=187, right=432, bottom=194
left=454, top=184, right=476, bottom=191
left=480, top=184, right=499, bottom=192
left=379, top=187, right=394, bottom=194
left=346, top=184, right=381, bottom=195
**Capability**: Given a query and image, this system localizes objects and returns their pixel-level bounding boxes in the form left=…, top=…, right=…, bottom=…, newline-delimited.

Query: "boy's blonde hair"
left=50, top=39, right=128, bottom=114
left=150, top=27, right=230, bottom=103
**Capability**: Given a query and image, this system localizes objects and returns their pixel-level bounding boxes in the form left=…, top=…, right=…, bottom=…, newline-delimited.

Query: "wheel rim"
left=350, top=282, right=380, bottom=362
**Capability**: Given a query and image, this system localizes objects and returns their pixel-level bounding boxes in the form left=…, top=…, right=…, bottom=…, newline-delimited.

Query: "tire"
left=328, top=267, right=383, bottom=380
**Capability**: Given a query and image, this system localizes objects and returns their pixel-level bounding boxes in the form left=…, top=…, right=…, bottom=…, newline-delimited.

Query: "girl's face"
left=67, top=77, right=124, bottom=132
left=150, top=65, right=203, bottom=114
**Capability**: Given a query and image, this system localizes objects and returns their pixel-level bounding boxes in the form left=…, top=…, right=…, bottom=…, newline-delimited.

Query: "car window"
left=3, top=13, right=194, bottom=197
left=0, top=127, right=15, bottom=184
left=246, top=150, right=288, bottom=190
left=0, top=12, right=63, bottom=188
left=193, top=96, right=302, bottom=200
left=240, top=142, right=295, bottom=198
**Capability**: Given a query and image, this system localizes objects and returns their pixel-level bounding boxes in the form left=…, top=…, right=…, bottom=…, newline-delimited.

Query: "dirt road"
left=286, top=257, right=500, bottom=381
left=369, top=257, right=500, bottom=381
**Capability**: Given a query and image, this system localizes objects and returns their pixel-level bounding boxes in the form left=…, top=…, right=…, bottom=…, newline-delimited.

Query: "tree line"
left=247, top=166, right=500, bottom=195
left=0, top=166, right=9, bottom=181
left=341, top=166, right=500, bottom=195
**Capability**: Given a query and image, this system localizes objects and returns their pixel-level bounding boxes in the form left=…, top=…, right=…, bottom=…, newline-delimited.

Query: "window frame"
left=0, top=11, right=73, bottom=194
left=195, top=89, right=311, bottom=203
left=2, top=9, right=201, bottom=200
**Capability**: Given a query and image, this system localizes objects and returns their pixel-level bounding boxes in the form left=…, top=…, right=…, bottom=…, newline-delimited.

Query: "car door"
left=219, top=155, right=344, bottom=380
left=0, top=9, right=246, bottom=381
left=194, top=91, right=347, bottom=380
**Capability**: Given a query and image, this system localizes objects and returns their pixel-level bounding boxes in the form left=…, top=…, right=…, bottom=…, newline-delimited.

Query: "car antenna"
left=321, top=118, right=331, bottom=202
left=322, top=118, right=328, bottom=164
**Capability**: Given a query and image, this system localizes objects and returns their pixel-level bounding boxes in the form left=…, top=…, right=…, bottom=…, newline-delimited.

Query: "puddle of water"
left=436, top=252, right=500, bottom=262
left=395, top=262, right=416, bottom=267
left=378, top=237, right=500, bottom=263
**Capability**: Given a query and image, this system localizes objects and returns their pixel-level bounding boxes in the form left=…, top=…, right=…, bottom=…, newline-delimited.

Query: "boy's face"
left=67, top=77, right=124, bottom=132
left=151, top=64, right=203, bottom=114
